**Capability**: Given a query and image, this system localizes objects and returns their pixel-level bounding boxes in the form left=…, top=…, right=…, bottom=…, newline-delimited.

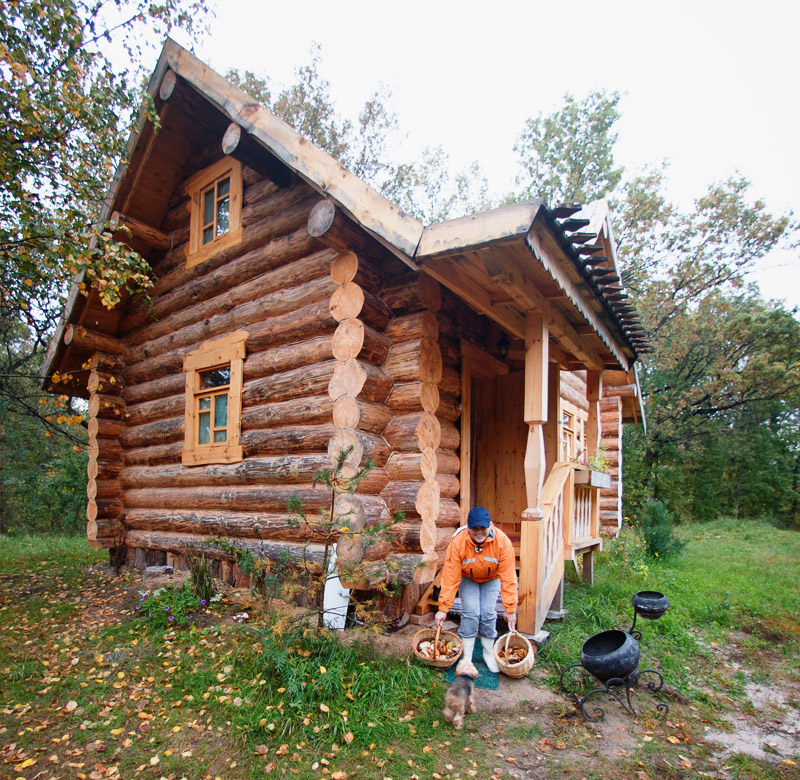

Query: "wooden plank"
left=420, top=255, right=526, bottom=339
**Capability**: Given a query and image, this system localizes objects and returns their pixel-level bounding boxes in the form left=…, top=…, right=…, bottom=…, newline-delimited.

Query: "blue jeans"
left=458, top=577, right=501, bottom=639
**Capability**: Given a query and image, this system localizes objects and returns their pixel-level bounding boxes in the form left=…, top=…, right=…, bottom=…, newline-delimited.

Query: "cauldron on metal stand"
left=560, top=592, right=670, bottom=720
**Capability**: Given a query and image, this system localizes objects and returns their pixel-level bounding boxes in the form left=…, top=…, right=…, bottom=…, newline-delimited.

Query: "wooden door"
left=470, top=371, right=528, bottom=542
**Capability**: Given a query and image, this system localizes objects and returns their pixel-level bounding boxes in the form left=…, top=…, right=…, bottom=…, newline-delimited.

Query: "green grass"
left=1, top=521, right=799, bottom=779
left=540, top=517, right=800, bottom=741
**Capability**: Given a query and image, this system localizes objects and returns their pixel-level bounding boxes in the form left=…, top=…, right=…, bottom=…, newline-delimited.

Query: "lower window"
left=182, top=332, right=247, bottom=465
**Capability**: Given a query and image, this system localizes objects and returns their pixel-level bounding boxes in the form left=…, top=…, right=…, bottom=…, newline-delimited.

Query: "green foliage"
left=511, top=90, right=623, bottom=205
left=227, top=53, right=492, bottom=223
left=633, top=500, right=686, bottom=559
left=0, top=399, right=87, bottom=534
left=134, top=584, right=219, bottom=629
left=185, top=549, right=217, bottom=604
left=253, top=627, right=438, bottom=743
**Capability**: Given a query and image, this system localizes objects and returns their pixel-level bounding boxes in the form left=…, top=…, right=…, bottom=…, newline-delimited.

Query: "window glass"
left=217, top=196, right=230, bottom=235
left=202, top=188, right=214, bottom=228
left=214, top=394, right=228, bottom=429
left=199, top=367, right=230, bottom=389
left=198, top=411, right=211, bottom=444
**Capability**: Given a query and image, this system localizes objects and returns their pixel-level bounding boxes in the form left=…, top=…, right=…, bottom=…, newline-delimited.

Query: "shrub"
left=134, top=583, right=220, bottom=628
left=636, top=500, right=686, bottom=559
left=185, top=548, right=217, bottom=603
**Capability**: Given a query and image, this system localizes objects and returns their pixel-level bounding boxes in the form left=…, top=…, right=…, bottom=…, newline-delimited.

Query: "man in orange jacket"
left=435, top=506, right=518, bottom=673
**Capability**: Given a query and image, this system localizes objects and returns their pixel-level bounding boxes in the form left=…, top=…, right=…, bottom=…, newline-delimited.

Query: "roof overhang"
left=416, top=202, right=636, bottom=372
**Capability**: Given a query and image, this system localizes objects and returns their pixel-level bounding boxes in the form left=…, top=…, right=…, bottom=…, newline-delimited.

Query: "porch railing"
left=518, top=461, right=570, bottom=635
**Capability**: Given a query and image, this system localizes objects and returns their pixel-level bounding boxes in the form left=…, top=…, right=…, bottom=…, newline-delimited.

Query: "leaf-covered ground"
left=1, top=522, right=799, bottom=780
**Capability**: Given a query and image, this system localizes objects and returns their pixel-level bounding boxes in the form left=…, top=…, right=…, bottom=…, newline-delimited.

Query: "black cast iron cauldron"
left=632, top=590, right=670, bottom=620
left=580, top=629, right=640, bottom=683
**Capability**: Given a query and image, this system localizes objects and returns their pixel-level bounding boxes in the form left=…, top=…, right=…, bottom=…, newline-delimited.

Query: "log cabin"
left=42, top=40, right=646, bottom=637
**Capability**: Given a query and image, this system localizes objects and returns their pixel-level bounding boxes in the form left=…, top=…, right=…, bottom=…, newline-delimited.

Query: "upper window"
left=186, top=158, right=243, bottom=268
left=182, top=331, right=247, bottom=466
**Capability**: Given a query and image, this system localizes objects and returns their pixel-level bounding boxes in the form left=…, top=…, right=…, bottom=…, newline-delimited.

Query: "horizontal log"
left=127, top=250, right=336, bottom=350
left=123, top=441, right=182, bottom=466
left=125, top=393, right=183, bottom=427
left=385, top=449, right=460, bottom=481
left=86, top=497, right=123, bottom=522
left=383, top=338, right=443, bottom=384
left=125, top=275, right=335, bottom=367
left=120, top=455, right=332, bottom=489
left=247, top=299, right=339, bottom=354
left=329, top=251, right=384, bottom=294
left=244, top=362, right=336, bottom=407
left=389, top=522, right=454, bottom=553
left=327, top=360, right=393, bottom=405
left=64, top=325, right=125, bottom=355
left=326, top=428, right=390, bottom=469
left=88, top=393, right=127, bottom=420
left=384, top=311, right=439, bottom=343
left=439, top=419, right=460, bottom=451
left=241, top=423, right=337, bottom=458
left=382, top=273, right=441, bottom=314
left=87, top=518, right=120, bottom=542
left=380, top=481, right=426, bottom=517
left=308, top=199, right=393, bottom=265
left=87, top=458, right=122, bottom=481
left=385, top=382, right=440, bottom=415
left=383, top=412, right=441, bottom=453
left=560, top=382, right=590, bottom=413
left=388, top=551, right=443, bottom=586
left=87, top=370, right=124, bottom=396
left=437, top=498, right=461, bottom=527
left=86, top=478, right=121, bottom=501
left=111, top=210, right=170, bottom=251
left=121, top=416, right=182, bottom=449
left=331, top=397, right=391, bottom=435
left=438, top=365, right=460, bottom=396
left=122, top=483, right=334, bottom=512
left=87, top=417, right=125, bottom=439
left=604, top=383, right=636, bottom=398
left=436, top=473, right=460, bottom=499
left=437, top=392, right=460, bottom=422
left=88, top=437, right=122, bottom=461
left=124, top=529, right=330, bottom=569
left=598, top=437, right=620, bottom=451
left=123, top=373, right=185, bottom=407
left=244, top=336, right=333, bottom=382
left=331, top=319, right=391, bottom=364
left=560, top=370, right=587, bottom=395
left=124, top=301, right=338, bottom=387
left=85, top=353, right=125, bottom=373
left=243, top=395, right=333, bottom=430
left=124, top=192, right=317, bottom=330
left=125, top=508, right=337, bottom=543
left=354, top=467, right=390, bottom=495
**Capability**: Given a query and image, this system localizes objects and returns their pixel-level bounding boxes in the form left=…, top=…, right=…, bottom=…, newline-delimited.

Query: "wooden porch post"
left=585, top=370, right=603, bottom=457
left=519, top=311, right=549, bottom=634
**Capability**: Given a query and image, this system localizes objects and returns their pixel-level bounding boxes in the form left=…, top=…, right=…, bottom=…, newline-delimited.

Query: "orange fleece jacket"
left=437, top=524, right=518, bottom=614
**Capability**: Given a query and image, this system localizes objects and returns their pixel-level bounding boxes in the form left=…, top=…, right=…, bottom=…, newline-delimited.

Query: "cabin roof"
left=42, top=38, right=647, bottom=410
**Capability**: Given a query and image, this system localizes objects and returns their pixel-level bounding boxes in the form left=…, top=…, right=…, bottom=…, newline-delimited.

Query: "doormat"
left=443, top=639, right=499, bottom=690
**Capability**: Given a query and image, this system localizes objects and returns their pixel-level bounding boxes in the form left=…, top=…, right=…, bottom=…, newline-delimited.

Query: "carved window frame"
left=182, top=331, right=247, bottom=466
left=185, top=157, right=243, bottom=269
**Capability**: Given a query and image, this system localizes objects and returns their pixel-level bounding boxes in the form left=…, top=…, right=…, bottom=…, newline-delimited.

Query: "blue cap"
left=467, top=506, right=491, bottom=528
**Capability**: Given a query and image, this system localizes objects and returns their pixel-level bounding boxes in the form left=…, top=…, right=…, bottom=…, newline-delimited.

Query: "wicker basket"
left=411, top=625, right=462, bottom=669
left=493, top=631, right=535, bottom=678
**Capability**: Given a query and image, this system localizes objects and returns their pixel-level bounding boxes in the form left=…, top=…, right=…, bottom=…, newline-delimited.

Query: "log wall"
left=113, top=161, right=358, bottom=579
left=599, top=395, right=623, bottom=532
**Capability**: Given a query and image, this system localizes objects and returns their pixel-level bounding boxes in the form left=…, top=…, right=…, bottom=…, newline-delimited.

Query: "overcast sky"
left=172, top=0, right=799, bottom=307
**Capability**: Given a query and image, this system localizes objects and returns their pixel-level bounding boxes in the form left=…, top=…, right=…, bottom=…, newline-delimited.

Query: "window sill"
left=186, top=226, right=244, bottom=269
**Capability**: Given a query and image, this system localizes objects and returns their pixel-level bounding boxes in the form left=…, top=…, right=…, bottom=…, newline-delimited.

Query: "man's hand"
left=504, top=612, right=517, bottom=631
left=434, top=610, right=447, bottom=627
